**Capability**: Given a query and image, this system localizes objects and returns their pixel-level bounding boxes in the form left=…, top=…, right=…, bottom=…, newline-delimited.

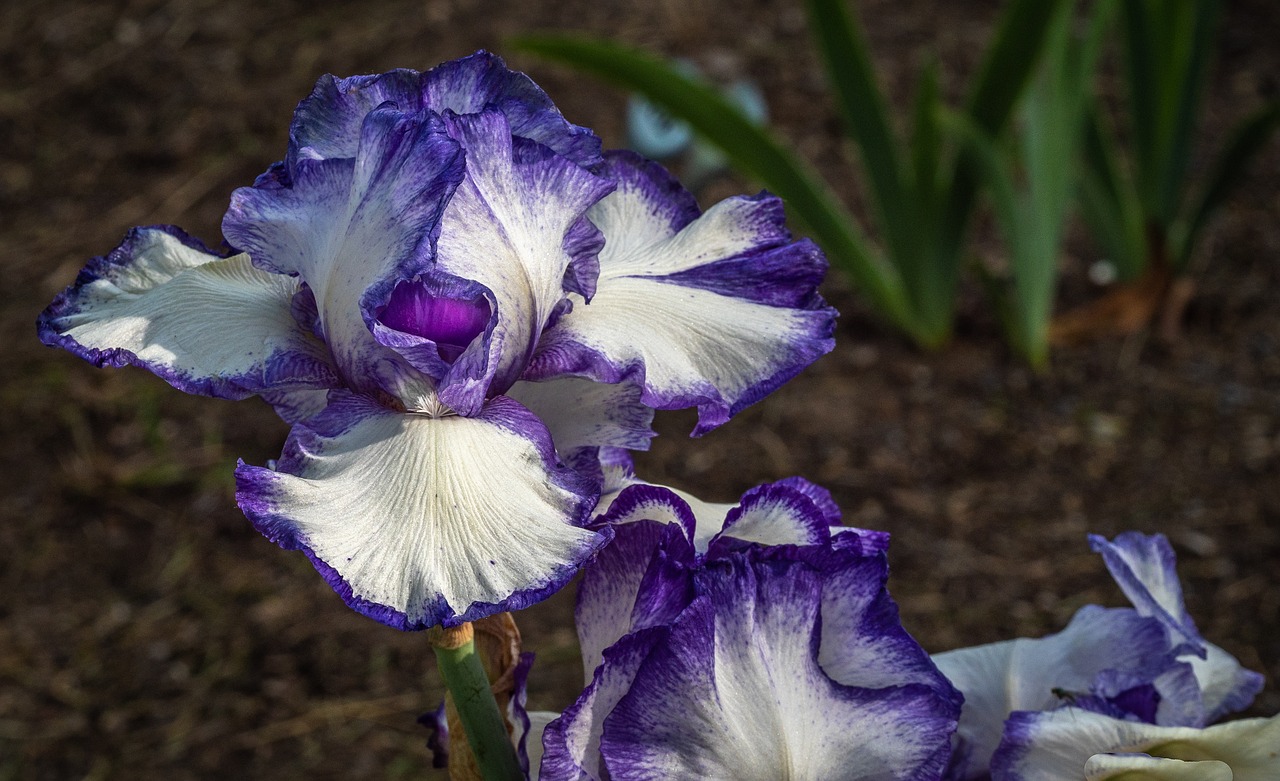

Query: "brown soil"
left=2, top=0, right=1277, bottom=778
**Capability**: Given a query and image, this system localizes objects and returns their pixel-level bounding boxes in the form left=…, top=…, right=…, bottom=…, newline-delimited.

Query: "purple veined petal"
left=599, top=448, right=637, bottom=491
left=1089, top=533, right=1203, bottom=653
left=38, top=226, right=341, bottom=399
left=287, top=52, right=601, bottom=171
left=599, top=557, right=957, bottom=781
left=771, top=475, right=842, bottom=524
left=1189, top=640, right=1265, bottom=723
left=234, top=392, right=605, bottom=629
left=1090, top=662, right=1204, bottom=727
left=428, top=110, right=613, bottom=414
left=1088, top=533, right=1264, bottom=720
left=807, top=549, right=963, bottom=706
left=990, top=707, right=1280, bottom=781
left=224, top=106, right=465, bottom=401
left=505, top=377, right=655, bottom=459
left=707, top=482, right=833, bottom=553
left=591, top=481, right=737, bottom=551
left=505, top=651, right=538, bottom=779
left=541, top=628, right=668, bottom=781
left=287, top=69, right=425, bottom=168
left=574, top=519, right=696, bottom=684
left=260, top=388, right=332, bottom=425
left=934, top=606, right=1184, bottom=781
left=422, top=52, right=602, bottom=167
left=1083, top=754, right=1232, bottom=781
left=701, top=473, right=890, bottom=553
left=527, top=151, right=837, bottom=436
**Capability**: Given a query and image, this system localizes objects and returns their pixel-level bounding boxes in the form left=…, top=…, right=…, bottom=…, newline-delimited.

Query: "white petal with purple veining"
left=505, top=377, right=654, bottom=457
left=991, top=707, right=1280, bottom=781
left=261, top=388, right=333, bottom=425
left=1189, top=640, right=1266, bottom=723
left=224, top=108, right=464, bottom=399
left=235, top=393, right=603, bottom=629
left=38, top=227, right=338, bottom=399
left=1090, top=533, right=1201, bottom=650
left=711, top=482, right=833, bottom=549
left=429, top=110, right=613, bottom=413
left=574, top=519, right=694, bottom=684
left=1090, top=532, right=1264, bottom=720
left=529, top=152, right=835, bottom=435
left=934, top=606, right=1179, bottom=780
left=600, top=558, right=956, bottom=780
left=815, top=553, right=962, bottom=700
left=287, top=52, right=600, bottom=170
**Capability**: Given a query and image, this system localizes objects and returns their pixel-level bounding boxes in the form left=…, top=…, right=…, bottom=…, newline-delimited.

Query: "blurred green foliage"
left=1081, top=0, right=1280, bottom=281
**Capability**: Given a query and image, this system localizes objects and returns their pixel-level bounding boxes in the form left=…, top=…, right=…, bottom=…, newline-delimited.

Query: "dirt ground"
left=2, top=0, right=1277, bottom=778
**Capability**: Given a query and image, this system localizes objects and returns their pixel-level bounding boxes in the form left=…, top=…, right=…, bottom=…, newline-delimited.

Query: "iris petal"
left=224, top=106, right=465, bottom=400
left=37, top=226, right=339, bottom=399
left=235, top=392, right=605, bottom=629
left=529, top=151, right=836, bottom=435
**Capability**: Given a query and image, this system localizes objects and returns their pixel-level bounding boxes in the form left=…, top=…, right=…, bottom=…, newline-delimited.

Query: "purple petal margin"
left=37, top=224, right=337, bottom=400
left=287, top=51, right=601, bottom=171
left=234, top=392, right=607, bottom=630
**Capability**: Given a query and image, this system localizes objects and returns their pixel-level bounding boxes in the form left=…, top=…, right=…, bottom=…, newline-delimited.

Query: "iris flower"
left=38, top=52, right=836, bottom=630
left=534, top=472, right=961, bottom=780
left=934, top=532, right=1265, bottom=780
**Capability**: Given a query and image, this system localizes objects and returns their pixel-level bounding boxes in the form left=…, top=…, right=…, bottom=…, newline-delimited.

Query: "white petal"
left=1083, top=753, right=1232, bottom=781
left=224, top=108, right=464, bottom=399
left=505, top=377, right=654, bottom=456
left=1189, top=641, right=1265, bottom=723
left=236, top=393, right=602, bottom=628
left=40, top=227, right=337, bottom=398
left=995, top=708, right=1280, bottom=781
left=530, top=153, right=834, bottom=435
left=432, top=110, right=613, bottom=411
left=935, top=606, right=1177, bottom=779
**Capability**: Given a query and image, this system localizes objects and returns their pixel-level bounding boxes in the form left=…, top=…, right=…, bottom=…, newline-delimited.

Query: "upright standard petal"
left=574, top=519, right=696, bottom=683
left=528, top=151, right=837, bottom=435
left=224, top=107, right=465, bottom=399
left=991, top=707, right=1280, bottom=781
left=235, top=393, right=604, bottom=629
left=598, top=557, right=957, bottom=781
left=1089, top=533, right=1201, bottom=651
left=38, top=226, right=339, bottom=399
left=425, top=110, right=613, bottom=413
left=287, top=51, right=600, bottom=170
left=1090, top=532, right=1264, bottom=720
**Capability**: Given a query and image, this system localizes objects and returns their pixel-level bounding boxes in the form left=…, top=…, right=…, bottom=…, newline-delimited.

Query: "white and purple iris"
left=934, top=532, right=1269, bottom=781
left=37, top=52, right=836, bottom=630
left=520, top=470, right=962, bottom=780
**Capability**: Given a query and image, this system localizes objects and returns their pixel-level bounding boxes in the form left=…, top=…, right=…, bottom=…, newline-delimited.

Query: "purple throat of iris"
left=380, top=280, right=491, bottom=363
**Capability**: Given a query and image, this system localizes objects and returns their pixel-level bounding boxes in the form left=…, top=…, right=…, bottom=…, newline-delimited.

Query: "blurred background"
left=2, top=0, right=1277, bottom=778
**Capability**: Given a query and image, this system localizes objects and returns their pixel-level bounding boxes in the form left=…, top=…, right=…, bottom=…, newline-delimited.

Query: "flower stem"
left=429, top=623, right=524, bottom=781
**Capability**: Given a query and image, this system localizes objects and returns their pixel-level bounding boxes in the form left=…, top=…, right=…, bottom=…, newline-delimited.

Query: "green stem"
left=431, top=624, right=523, bottom=781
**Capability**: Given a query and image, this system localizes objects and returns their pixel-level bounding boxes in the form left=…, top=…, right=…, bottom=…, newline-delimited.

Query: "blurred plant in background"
left=518, top=0, right=1278, bottom=366
left=1055, top=0, right=1280, bottom=345
left=945, top=0, right=1114, bottom=368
